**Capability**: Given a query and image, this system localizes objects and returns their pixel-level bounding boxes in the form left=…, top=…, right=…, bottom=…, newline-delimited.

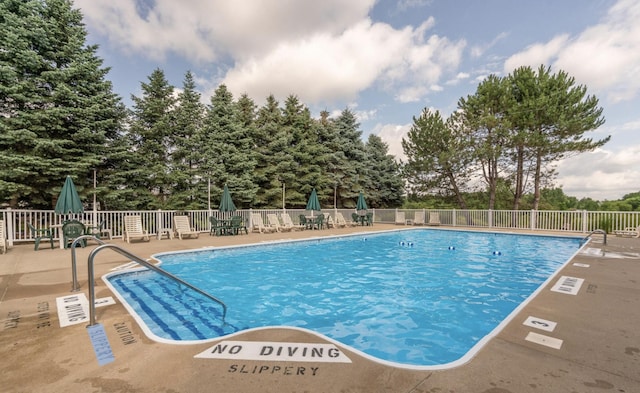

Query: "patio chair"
left=299, top=215, right=310, bottom=230
left=427, top=212, right=441, bottom=226
left=280, top=213, right=304, bottom=231
left=174, top=215, right=199, bottom=240
left=334, top=212, right=348, bottom=228
left=230, top=215, right=248, bottom=235
left=85, top=220, right=112, bottom=240
left=413, top=211, right=425, bottom=226
left=365, top=212, right=374, bottom=226
left=351, top=213, right=361, bottom=226
left=324, top=213, right=335, bottom=229
left=62, top=220, right=86, bottom=249
left=267, top=214, right=289, bottom=232
left=124, top=216, right=150, bottom=243
left=209, top=216, right=227, bottom=236
left=313, top=214, right=324, bottom=230
left=251, top=213, right=276, bottom=233
left=614, top=226, right=639, bottom=238
left=0, top=220, right=7, bottom=254
left=27, top=223, right=55, bottom=251
left=395, top=211, right=406, bottom=225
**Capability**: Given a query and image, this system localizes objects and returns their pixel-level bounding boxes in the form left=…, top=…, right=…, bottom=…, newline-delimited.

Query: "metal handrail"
left=580, top=229, right=607, bottom=246
left=70, top=235, right=106, bottom=292
left=86, top=243, right=227, bottom=326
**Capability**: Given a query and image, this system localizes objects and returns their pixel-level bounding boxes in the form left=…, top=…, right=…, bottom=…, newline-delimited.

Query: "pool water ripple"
left=106, top=229, right=581, bottom=366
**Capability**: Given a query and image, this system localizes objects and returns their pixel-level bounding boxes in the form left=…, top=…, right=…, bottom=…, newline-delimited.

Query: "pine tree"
left=170, top=71, right=205, bottom=209
left=365, top=135, right=404, bottom=207
left=0, top=0, right=123, bottom=208
left=332, top=109, right=366, bottom=208
left=127, top=68, right=176, bottom=209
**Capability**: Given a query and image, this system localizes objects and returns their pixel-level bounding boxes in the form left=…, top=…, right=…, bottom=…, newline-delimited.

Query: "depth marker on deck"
left=525, top=332, right=563, bottom=349
left=550, top=276, right=584, bottom=295
left=56, top=294, right=116, bottom=327
left=523, top=316, right=557, bottom=332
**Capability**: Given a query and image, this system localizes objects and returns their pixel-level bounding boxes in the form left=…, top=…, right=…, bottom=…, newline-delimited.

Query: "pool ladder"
left=68, top=236, right=227, bottom=327
left=580, top=229, right=607, bottom=246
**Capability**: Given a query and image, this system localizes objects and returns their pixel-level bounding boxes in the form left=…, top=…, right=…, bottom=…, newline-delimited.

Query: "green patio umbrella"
left=306, top=188, right=321, bottom=216
left=356, top=191, right=368, bottom=212
left=218, top=184, right=237, bottom=212
left=55, top=176, right=84, bottom=215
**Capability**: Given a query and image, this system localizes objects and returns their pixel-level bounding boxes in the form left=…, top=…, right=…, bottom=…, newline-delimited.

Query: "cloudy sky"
left=74, top=0, right=640, bottom=201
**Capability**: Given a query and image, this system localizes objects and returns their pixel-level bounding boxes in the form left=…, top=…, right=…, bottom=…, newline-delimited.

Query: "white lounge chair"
left=324, top=213, right=335, bottom=228
left=267, top=214, right=289, bottom=232
left=124, top=216, right=150, bottom=243
left=251, top=213, right=276, bottom=233
left=614, top=226, right=639, bottom=238
left=427, top=212, right=441, bottom=226
left=395, top=211, right=406, bottom=225
left=334, top=212, right=348, bottom=228
left=280, top=213, right=304, bottom=231
left=0, top=220, right=7, bottom=254
left=174, top=215, right=199, bottom=239
left=413, top=211, right=425, bottom=225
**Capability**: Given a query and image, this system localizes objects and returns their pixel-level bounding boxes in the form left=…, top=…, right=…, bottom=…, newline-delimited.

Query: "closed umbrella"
left=305, top=188, right=321, bottom=217
left=218, top=184, right=237, bottom=212
left=356, top=191, right=368, bottom=213
left=55, top=176, right=84, bottom=215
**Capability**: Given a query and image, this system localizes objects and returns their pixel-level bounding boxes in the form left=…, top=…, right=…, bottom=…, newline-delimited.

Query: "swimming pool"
left=105, top=229, right=582, bottom=367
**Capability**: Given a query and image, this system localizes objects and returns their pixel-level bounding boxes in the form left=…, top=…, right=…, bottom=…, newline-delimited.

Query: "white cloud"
left=504, top=0, right=640, bottom=102
left=373, top=123, right=412, bottom=160
left=556, top=146, right=640, bottom=200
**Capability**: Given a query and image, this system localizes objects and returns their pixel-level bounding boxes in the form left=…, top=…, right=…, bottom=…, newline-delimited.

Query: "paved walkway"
left=1, top=226, right=639, bottom=392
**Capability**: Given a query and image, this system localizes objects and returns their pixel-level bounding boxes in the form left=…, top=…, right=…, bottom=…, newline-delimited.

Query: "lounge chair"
left=280, top=213, right=305, bottom=231
left=413, top=211, right=425, bottom=226
left=334, top=212, right=348, bottom=228
left=324, top=213, right=335, bottom=228
left=251, top=213, right=276, bottom=233
left=124, top=216, right=150, bottom=243
left=174, top=215, right=199, bottom=240
left=427, top=212, right=441, bottom=226
left=267, top=214, right=289, bottom=232
left=62, top=220, right=86, bottom=249
left=0, top=220, right=6, bottom=254
left=27, top=223, right=55, bottom=250
left=614, top=226, right=640, bottom=238
left=395, top=211, right=406, bottom=225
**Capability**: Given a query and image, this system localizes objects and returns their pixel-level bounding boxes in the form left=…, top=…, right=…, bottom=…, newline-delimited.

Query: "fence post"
left=531, top=209, right=536, bottom=230
left=6, top=208, right=14, bottom=247
left=582, top=210, right=588, bottom=233
left=488, top=209, right=493, bottom=228
left=452, top=209, right=456, bottom=227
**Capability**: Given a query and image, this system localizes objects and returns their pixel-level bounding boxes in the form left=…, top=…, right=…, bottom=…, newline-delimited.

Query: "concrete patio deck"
left=1, top=225, right=638, bottom=392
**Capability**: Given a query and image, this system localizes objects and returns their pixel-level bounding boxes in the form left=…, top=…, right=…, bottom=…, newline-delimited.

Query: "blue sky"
left=74, top=0, right=640, bottom=201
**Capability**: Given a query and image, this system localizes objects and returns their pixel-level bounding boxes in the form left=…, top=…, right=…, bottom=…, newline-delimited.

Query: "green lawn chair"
left=62, top=220, right=86, bottom=249
left=230, top=215, right=248, bottom=235
left=299, top=215, right=309, bottom=230
left=365, top=212, right=374, bottom=226
left=314, top=214, right=324, bottom=229
left=209, top=216, right=225, bottom=236
left=27, top=223, right=54, bottom=251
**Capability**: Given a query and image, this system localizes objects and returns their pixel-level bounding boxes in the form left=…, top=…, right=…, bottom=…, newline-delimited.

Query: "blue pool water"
left=105, top=229, right=582, bottom=366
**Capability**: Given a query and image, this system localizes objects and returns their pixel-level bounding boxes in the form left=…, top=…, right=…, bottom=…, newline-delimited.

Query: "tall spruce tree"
left=365, top=134, right=404, bottom=207
left=332, top=109, right=366, bottom=208
left=0, top=0, right=123, bottom=208
left=127, top=68, right=176, bottom=209
left=170, top=71, right=205, bottom=209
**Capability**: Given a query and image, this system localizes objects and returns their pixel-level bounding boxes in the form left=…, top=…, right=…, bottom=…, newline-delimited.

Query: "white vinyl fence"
left=1, top=208, right=639, bottom=248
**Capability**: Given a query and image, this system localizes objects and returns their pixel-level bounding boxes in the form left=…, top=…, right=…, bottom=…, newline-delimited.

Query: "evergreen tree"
left=199, top=85, right=255, bottom=208
left=332, top=109, right=366, bottom=208
left=365, top=135, right=404, bottom=207
left=252, top=95, right=287, bottom=208
left=0, top=0, right=123, bottom=208
left=127, top=68, right=176, bottom=209
left=170, top=71, right=205, bottom=209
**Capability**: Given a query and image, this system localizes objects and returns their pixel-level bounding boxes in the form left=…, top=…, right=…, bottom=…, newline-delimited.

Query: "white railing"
left=1, top=208, right=639, bottom=247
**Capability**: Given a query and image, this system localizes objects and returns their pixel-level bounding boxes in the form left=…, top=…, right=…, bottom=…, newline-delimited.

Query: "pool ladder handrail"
left=79, top=239, right=227, bottom=326
left=580, top=229, right=607, bottom=246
